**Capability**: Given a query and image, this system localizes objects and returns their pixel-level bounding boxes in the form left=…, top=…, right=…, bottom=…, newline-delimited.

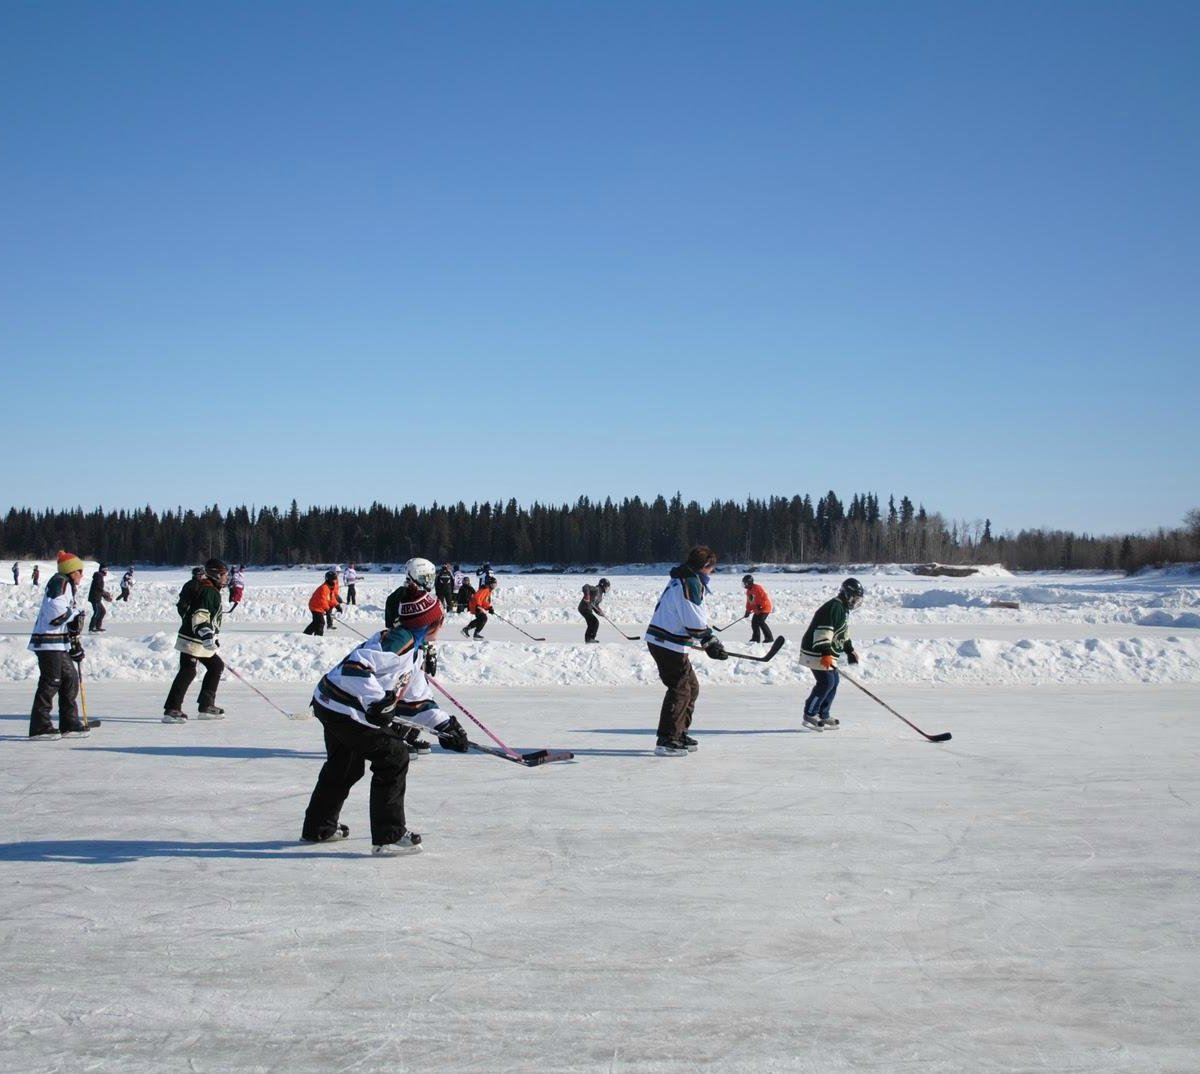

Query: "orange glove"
left=819, top=653, right=837, bottom=670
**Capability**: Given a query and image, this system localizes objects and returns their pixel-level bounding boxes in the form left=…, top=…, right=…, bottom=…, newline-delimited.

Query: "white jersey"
left=29, top=575, right=84, bottom=653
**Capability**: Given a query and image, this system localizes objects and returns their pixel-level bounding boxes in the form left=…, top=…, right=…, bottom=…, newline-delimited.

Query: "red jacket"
left=468, top=585, right=493, bottom=614
left=308, top=582, right=338, bottom=614
left=744, top=583, right=773, bottom=615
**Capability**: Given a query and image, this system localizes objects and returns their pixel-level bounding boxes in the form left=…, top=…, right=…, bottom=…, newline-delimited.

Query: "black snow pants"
left=30, top=650, right=83, bottom=735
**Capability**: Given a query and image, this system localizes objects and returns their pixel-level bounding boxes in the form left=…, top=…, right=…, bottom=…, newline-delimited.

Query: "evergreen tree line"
left=2, top=496, right=1197, bottom=572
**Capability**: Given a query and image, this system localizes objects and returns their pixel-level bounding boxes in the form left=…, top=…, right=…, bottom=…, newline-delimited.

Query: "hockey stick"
left=713, top=613, right=748, bottom=632
left=224, top=663, right=312, bottom=720
left=596, top=611, right=641, bottom=641
left=839, top=671, right=952, bottom=743
left=428, top=676, right=574, bottom=765
left=489, top=610, right=546, bottom=642
left=686, top=636, right=787, bottom=662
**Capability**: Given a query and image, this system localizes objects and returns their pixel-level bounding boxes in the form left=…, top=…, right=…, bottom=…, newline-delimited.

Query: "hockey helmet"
left=405, top=557, right=437, bottom=592
left=838, top=577, right=865, bottom=609
left=598, top=577, right=610, bottom=590
left=742, top=574, right=754, bottom=587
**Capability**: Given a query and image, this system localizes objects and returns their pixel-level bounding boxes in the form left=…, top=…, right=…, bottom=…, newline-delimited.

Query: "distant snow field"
left=2, top=564, right=1197, bottom=1072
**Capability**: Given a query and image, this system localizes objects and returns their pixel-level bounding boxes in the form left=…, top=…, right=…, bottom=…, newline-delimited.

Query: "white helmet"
left=405, top=557, right=437, bottom=592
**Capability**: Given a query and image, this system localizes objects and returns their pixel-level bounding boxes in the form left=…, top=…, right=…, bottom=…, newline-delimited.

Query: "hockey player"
left=342, top=563, right=358, bottom=606
left=455, top=576, right=475, bottom=615
left=116, top=567, right=134, bottom=602
left=87, top=564, right=113, bottom=631
left=742, top=574, right=774, bottom=643
left=434, top=563, right=455, bottom=612
left=578, top=577, right=611, bottom=643
left=799, top=578, right=864, bottom=730
left=163, top=558, right=229, bottom=722
left=645, top=545, right=727, bottom=756
left=304, top=571, right=340, bottom=636
left=462, top=575, right=494, bottom=639
left=301, top=561, right=469, bottom=855
left=27, top=551, right=89, bottom=739
left=228, top=565, right=246, bottom=612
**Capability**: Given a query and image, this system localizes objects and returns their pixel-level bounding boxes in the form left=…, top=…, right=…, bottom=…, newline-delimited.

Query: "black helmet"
left=838, top=577, right=864, bottom=609
left=742, top=574, right=754, bottom=587
left=598, top=577, right=610, bottom=589
left=204, top=558, right=228, bottom=582
left=324, top=569, right=337, bottom=582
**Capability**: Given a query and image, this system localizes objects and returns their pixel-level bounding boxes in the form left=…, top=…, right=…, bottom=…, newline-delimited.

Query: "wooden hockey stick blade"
left=723, top=636, right=787, bottom=661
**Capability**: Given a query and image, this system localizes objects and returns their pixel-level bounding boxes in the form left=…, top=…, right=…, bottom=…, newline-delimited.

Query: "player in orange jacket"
left=304, top=571, right=341, bottom=636
left=461, top=579, right=495, bottom=639
left=742, top=574, right=774, bottom=643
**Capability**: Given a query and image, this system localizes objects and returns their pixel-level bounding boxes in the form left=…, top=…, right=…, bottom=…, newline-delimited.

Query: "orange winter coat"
left=468, top=585, right=494, bottom=614
left=744, top=583, right=773, bottom=615
left=308, top=582, right=338, bottom=614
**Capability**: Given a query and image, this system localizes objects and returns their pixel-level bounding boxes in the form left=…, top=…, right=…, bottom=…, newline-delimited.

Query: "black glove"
left=365, top=690, right=398, bottom=725
left=424, top=646, right=438, bottom=678
left=846, top=649, right=860, bottom=665
left=704, top=639, right=728, bottom=661
left=69, top=639, right=85, bottom=663
left=436, top=716, right=469, bottom=753
left=697, top=628, right=715, bottom=646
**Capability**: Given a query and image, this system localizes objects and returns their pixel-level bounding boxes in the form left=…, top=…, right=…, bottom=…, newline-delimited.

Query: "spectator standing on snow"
left=12, top=562, right=19, bottom=585
left=87, top=564, right=113, bottom=632
left=343, top=563, right=359, bottom=606
left=455, top=576, right=475, bottom=615
left=116, top=568, right=134, bottom=602
left=578, top=577, right=611, bottom=643
left=228, top=565, right=246, bottom=612
left=163, top=559, right=229, bottom=722
left=305, top=571, right=340, bottom=636
left=742, top=574, right=774, bottom=643
left=434, top=563, right=455, bottom=613
left=32, top=564, right=41, bottom=587
left=645, top=545, right=727, bottom=756
left=301, top=564, right=469, bottom=855
left=461, top=576, right=494, bottom=639
left=27, top=551, right=90, bottom=739
left=798, top=578, right=864, bottom=731
left=476, top=562, right=492, bottom=587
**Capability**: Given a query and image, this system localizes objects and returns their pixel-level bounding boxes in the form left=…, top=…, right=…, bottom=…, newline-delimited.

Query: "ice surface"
left=1, top=568, right=1198, bottom=1072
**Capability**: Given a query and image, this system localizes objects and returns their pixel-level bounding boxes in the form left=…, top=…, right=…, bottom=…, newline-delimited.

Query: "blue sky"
left=3, top=1, right=1197, bottom=537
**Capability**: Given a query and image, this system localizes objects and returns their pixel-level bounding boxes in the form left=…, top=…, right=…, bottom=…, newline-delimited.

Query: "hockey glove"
left=846, top=649, right=860, bottom=665
left=196, top=625, right=217, bottom=651
left=436, top=716, right=469, bottom=753
left=697, top=628, right=715, bottom=646
left=704, top=639, right=728, bottom=661
left=69, top=639, right=86, bottom=663
left=365, top=690, right=398, bottom=725
left=819, top=653, right=837, bottom=670
left=424, top=646, right=438, bottom=678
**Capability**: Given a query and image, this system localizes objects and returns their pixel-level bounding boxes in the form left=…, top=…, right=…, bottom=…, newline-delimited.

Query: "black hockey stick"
left=467, top=740, right=575, bottom=767
left=597, top=611, right=641, bottom=641
left=490, top=610, right=546, bottom=642
left=713, top=613, right=748, bottom=632
left=839, top=671, right=952, bottom=743
left=686, top=636, right=787, bottom=662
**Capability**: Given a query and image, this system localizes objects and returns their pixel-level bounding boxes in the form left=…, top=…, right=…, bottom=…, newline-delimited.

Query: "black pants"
left=164, top=651, right=224, bottom=712
left=346, top=585, right=356, bottom=605
left=648, top=643, right=699, bottom=744
left=30, top=650, right=82, bottom=734
left=303, top=611, right=325, bottom=635
left=116, top=589, right=131, bottom=602
left=303, top=703, right=411, bottom=845
left=466, top=611, right=487, bottom=637
left=579, top=603, right=600, bottom=641
left=89, top=600, right=106, bottom=631
left=750, top=613, right=773, bottom=643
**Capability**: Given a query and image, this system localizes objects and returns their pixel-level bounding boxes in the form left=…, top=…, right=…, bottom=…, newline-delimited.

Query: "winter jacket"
left=645, top=564, right=711, bottom=654
left=313, top=629, right=450, bottom=734
left=579, top=583, right=606, bottom=613
left=308, top=582, right=339, bottom=614
left=28, top=574, right=85, bottom=652
left=744, top=583, right=772, bottom=615
left=87, top=571, right=112, bottom=603
left=800, top=597, right=855, bottom=662
left=120, top=570, right=134, bottom=592
left=343, top=567, right=358, bottom=588
left=468, top=584, right=494, bottom=615
left=177, top=579, right=224, bottom=657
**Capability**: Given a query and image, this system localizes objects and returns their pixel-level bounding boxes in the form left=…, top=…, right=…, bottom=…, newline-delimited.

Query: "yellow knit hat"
left=56, top=550, right=85, bottom=575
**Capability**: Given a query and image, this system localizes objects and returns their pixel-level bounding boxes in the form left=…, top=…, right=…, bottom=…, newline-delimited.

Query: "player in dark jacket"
left=799, top=578, right=864, bottom=730
left=577, top=578, right=611, bottom=642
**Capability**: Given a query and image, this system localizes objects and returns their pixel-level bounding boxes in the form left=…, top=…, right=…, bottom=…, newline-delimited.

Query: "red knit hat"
left=397, top=588, right=444, bottom=631
left=56, top=550, right=84, bottom=575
